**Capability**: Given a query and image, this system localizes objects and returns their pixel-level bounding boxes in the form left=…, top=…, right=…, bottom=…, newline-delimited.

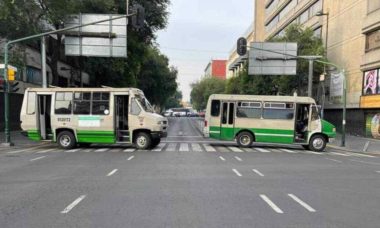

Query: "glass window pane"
left=27, top=92, right=36, bottom=115
left=92, top=101, right=109, bottom=115
left=55, top=92, right=72, bottom=115
left=228, top=103, right=234, bottom=124
left=131, top=98, right=141, bottom=115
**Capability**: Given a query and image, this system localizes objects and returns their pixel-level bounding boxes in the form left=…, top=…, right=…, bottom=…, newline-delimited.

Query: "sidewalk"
left=328, top=133, right=380, bottom=155
left=0, top=131, right=44, bottom=149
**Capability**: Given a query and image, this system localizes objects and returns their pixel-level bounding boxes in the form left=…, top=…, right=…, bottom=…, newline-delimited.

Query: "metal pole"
left=321, top=80, right=325, bottom=119
left=341, top=69, right=346, bottom=147
left=2, top=43, right=13, bottom=146
left=41, top=36, right=47, bottom=88
left=308, top=59, right=313, bottom=97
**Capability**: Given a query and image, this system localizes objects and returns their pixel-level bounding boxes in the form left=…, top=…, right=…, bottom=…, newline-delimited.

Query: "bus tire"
left=236, top=131, right=254, bottom=148
left=309, top=135, right=326, bottom=152
left=57, top=131, right=76, bottom=150
left=135, top=132, right=152, bottom=150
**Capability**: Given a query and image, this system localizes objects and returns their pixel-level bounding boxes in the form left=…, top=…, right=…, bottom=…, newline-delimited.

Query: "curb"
left=327, top=144, right=380, bottom=156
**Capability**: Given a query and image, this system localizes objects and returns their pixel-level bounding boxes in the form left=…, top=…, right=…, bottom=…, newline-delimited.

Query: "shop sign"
left=360, top=95, right=380, bottom=108
left=365, top=113, right=380, bottom=139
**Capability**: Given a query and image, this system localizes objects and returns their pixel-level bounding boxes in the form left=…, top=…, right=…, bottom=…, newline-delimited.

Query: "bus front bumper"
left=152, top=131, right=167, bottom=139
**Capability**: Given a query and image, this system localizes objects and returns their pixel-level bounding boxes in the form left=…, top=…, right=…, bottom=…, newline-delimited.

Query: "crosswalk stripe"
left=179, top=143, right=189, bottom=151
left=288, top=194, right=316, bottom=212
left=191, top=143, right=202, bottom=152
left=347, top=152, right=376, bottom=158
left=36, top=148, right=57, bottom=154
left=110, top=149, right=122, bottom=152
left=329, top=152, right=350, bottom=156
left=204, top=145, right=216, bottom=152
left=95, top=148, right=108, bottom=152
left=123, top=148, right=135, bottom=153
left=305, top=151, right=324, bottom=155
left=280, top=148, right=298, bottom=153
left=229, top=146, right=244, bottom=152
left=271, top=149, right=283, bottom=153
left=242, top=148, right=256, bottom=152
left=166, top=143, right=177, bottom=151
left=66, top=149, right=81, bottom=153
left=254, top=147, right=271, bottom=153
left=152, top=143, right=166, bottom=152
left=82, top=149, right=93, bottom=153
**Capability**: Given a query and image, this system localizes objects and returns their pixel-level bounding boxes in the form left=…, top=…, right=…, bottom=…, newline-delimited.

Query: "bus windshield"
left=135, top=95, right=154, bottom=113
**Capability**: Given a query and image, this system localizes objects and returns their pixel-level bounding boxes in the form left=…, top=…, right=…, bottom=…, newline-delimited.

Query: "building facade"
left=204, top=60, right=227, bottom=80
left=240, top=0, right=380, bottom=138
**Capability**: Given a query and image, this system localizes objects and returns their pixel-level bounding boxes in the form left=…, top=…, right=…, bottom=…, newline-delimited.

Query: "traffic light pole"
left=2, top=13, right=135, bottom=146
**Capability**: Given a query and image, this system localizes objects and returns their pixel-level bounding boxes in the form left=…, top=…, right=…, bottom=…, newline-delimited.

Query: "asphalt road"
left=0, top=117, right=379, bottom=228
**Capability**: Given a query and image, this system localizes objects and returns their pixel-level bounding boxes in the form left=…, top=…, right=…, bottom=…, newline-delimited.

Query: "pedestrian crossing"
left=21, top=142, right=377, bottom=158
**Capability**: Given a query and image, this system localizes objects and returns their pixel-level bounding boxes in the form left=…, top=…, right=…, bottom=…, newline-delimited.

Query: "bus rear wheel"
left=57, top=131, right=76, bottom=150
left=309, top=135, right=326, bottom=152
left=236, top=132, right=254, bottom=148
left=135, top=132, right=152, bottom=150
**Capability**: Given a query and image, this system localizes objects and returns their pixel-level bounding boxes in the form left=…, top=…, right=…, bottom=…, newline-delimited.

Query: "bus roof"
left=209, top=94, right=316, bottom=104
left=25, top=87, right=143, bottom=93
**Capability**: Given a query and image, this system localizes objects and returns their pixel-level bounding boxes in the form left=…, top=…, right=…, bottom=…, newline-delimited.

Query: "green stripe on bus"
left=209, top=126, right=295, bottom=144
left=76, top=131, right=116, bottom=144
left=28, top=130, right=41, bottom=141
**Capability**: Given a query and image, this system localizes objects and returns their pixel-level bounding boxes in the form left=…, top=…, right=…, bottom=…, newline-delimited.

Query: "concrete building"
left=228, top=0, right=380, bottom=138
left=204, top=60, right=227, bottom=80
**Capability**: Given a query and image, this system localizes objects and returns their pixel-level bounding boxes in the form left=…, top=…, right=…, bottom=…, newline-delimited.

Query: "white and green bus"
left=203, top=94, right=336, bottom=152
left=20, top=87, right=168, bottom=150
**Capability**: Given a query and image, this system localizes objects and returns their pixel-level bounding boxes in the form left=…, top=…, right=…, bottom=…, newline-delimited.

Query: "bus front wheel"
left=309, top=135, right=326, bottom=152
left=236, top=132, right=254, bottom=148
left=57, top=131, right=76, bottom=150
left=135, top=132, right=152, bottom=150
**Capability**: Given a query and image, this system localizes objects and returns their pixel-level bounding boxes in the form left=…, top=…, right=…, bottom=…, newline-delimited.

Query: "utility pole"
left=41, top=36, right=47, bottom=88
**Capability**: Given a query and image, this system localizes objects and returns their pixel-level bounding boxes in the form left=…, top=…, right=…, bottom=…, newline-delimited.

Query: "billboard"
left=329, top=72, right=344, bottom=103
left=248, top=42, right=297, bottom=75
left=363, top=69, right=378, bottom=95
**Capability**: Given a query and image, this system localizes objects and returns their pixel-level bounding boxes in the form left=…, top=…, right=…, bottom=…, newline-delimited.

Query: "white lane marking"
left=325, top=158, right=343, bottom=163
left=123, top=148, right=135, bottom=153
left=242, top=148, right=256, bottom=152
left=350, top=159, right=380, bottom=166
left=376, top=171, right=380, bottom=173
left=260, top=194, right=284, bottom=214
left=280, top=148, right=297, bottom=153
left=288, top=194, right=316, bottom=212
left=36, top=148, right=56, bottom=154
left=30, top=156, right=46, bottom=162
left=234, top=156, right=243, bottom=162
left=254, top=147, right=271, bottom=153
left=61, top=195, right=86, bottom=214
left=7, top=144, right=50, bottom=154
left=95, top=148, right=108, bottom=152
left=204, top=145, right=216, bottom=152
left=219, top=156, right=226, bottom=161
left=82, top=149, right=93, bottom=153
left=305, top=151, right=324, bottom=155
left=127, top=156, right=135, bottom=161
left=229, top=146, right=244, bottom=152
left=232, top=169, right=242, bottom=177
left=166, top=143, right=177, bottom=151
left=347, top=153, right=376, bottom=158
left=191, top=143, right=202, bottom=152
left=110, top=149, right=122, bottom=153
left=152, top=143, right=166, bottom=152
left=330, top=152, right=350, bottom=157
left=271, top=149, right=283, bottom=153
left=107, top=169, right=118, bottom=177
left=65, top=149, right=81, bottom=153
left=179, top=143, right=189, bottom=151
left=252, top=169, right=264, bottom=177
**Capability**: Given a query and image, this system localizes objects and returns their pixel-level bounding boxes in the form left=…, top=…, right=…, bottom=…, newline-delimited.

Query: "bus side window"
left=92, top=92, right=110, bottom=115
left=73, top=92, right=91, bottom=115
left=211, top=100, right=220, bottom=117
left=131, top=98, right=141, bottom=115
left=27, top=92, right=36, bottom=115
left=228, top=103, right=234, bottom=124
left=263, top=102, right=294, bottom=120
left=55, top=92, right=73, bottom=115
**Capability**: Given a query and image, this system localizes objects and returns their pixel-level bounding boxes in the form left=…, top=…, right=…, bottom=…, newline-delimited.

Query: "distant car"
left=198, top=111, right=205, bottom=118
left=187, top=112, right=199, bottom=117
left=163, top=111, right=173, bottom=117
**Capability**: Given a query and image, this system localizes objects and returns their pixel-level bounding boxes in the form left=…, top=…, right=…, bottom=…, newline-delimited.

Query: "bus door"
left=294, top=103, right=310, bottom=143
left=115, top=95, right=130, bottom=142
left=220, top=102, right=236, bottom=140
left=37, top=94, right=52, bottom=140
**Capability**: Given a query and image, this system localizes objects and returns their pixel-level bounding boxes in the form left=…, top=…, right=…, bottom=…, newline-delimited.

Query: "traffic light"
left=131, top=4, right=145, bottom=30
left=237, top=37, right=247, bottom=56
left=8, top=68, right=15, bottom=81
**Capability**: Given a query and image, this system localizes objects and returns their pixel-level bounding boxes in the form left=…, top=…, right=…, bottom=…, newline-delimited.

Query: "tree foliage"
left=190, top=77, right=226, bottom=111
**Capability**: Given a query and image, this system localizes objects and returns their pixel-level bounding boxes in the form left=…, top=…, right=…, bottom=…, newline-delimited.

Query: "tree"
left=190, top=77, right=226, bottom=111
left=165, top=90, right=183, bottom=110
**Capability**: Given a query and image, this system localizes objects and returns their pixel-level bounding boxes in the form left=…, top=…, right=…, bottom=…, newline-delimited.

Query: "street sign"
left=64, top=14, right=127, bottom=58
left=248, top=42, right=297, bottom=75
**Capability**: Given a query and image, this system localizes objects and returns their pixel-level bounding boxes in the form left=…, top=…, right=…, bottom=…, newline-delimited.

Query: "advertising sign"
left=365, top=113, right=380, bottom=139
left=363, top=70, right=378, bottom=95
left=329, top=72, right=343, bottom=103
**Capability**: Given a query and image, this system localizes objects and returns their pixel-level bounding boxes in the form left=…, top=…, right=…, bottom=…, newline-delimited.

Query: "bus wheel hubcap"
left=60, top=135, right=71, bottom=147
left=313, top=138, right=323, bottom=149
left=240, top=135, right=250, bottom=145
left=137, top=137, right=147, bottom=147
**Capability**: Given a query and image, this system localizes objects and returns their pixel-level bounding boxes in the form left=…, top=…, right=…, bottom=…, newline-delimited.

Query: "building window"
left=368, top=0, right=380, bottom=13
left=310, top=0, right=322, bottom=17
left=266, top=15, right=279, bottom=31
left=366, top=29, right=380, bottom=52
left=299, top=10, right=309, bottom=24
left=313, top=27, right=322, bottom=38
left=26, top=66, right=42, bottom=85
left=266, top=0, right=279, bottom=16
left=279, top=0, right=296, bottom=20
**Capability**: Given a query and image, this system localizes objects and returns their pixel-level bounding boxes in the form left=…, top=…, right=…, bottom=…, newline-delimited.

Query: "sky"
left=156, top=0, right=254, bottom=102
